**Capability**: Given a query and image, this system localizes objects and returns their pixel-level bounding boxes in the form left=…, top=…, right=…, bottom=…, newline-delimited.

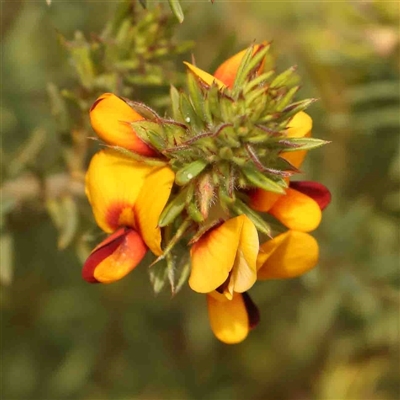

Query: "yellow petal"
left=213, top=44, right=265, bottom=88
left=92, top=229, right=147, bottom=283
left=189, top=217, right=243, bottom=293
left=231, top=215, right=258, bottom=293
left=134, top=166, right=175, bottom=256
left=281, top=111, right=312, bottom=168
left=268, top=188, right=322, bottom=232
left=85, top=149, right=153, bottom=233
left=257, top=230, right=319, bottom=279
left=183, top=62, right=225, bottom=89
left=89, top=93, right=155, bottom=156
left=207, top=294, right=249, bottom=344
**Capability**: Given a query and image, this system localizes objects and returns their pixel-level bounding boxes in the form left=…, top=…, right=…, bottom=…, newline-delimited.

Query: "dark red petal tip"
left=242, top=292, right=260, bottom=330
left=290, top=181, right=332, bottom=210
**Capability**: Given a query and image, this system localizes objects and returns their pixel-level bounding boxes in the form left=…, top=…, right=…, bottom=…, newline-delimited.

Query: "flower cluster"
left=83, top=44, right=331, bottom=344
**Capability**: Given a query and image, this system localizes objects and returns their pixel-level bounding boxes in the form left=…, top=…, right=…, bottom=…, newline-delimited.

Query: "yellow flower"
left=89, top=93, right=156, bottom=156
left=189, top=214, right=259, bottom=299
left=83, top=149, right=174, bottom=283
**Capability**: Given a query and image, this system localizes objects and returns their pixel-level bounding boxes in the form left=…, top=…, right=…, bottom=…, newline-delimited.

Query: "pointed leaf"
left=149, top=260, right=168, bottom=294
left=168, top=0, right=184, bottom=23
left=277, top=138, right=330, bottom=152
left=231, top=199, right=272, bottom=237
left=269, top=66, right=298, bottom=89
left=170, top=85, right=183, bottom=122
left=159, top=188, right=190, bottom=227
left=242, top=167, right=286, bottom=194
left=175, top=159, right=208, bottom=186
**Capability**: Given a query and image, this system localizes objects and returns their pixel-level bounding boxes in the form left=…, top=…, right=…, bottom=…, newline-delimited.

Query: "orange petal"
left=257, top=230, right=319, bottom=279
left=90, top=93, right=155, bottom=156
left=231, top=215, right=258, bottom=293
left=183, top=62, right=225, bottom=89
left=83, top=228, right=147, bottom=283
left=134, top=166, right=175, bottom=256
left=281, top=111, right=312, bottom=169
left=189, top=215, right=258, bottom=294
left=189, top=218, right=241, bottom=293
left=207, top=293, right=249, bottom=344
left=85, top=150, right=154, bottom=233
left=213, top=44, right=265, bottom=88
left=248, top=189, right=283, bottom=213
left=268, top=188, right=322, bottom=232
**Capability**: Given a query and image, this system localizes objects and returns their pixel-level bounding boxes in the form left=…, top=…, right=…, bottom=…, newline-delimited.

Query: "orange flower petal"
left=207, top=293, right=249, bottom=344
left=281, top=111, right=312, bottom=169
left=85, top=150, right=154, bottom=233
left=189, top=215, right=258, bottom=294
left=83, top=228, right=147, bottom=283
left=134, top=166, right=175, bottom=256
left=248, top=189, right=282, bottom=213
left=268, top=188, right=322, bottom=232
left=257, top=230, right=319, bottom=279
left=90, top=93, right=155, bottom=156
left=189, top=218, right=242, bottom=293
left=213, top=44, right=265, bottom=88
left=183, top=62, right=225, bottom=89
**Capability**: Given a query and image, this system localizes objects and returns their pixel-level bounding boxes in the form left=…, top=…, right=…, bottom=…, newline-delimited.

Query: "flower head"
left=82, top=43, right=331, bottom=344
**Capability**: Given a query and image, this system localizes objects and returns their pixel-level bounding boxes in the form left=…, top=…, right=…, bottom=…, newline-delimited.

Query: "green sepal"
left=275, top=137, right=330, bottom=152
left=175, top=159, right=208, bottom=186
left=125, top=100, right=161, bottom=121
left=158, top=187, right=190, bottom=227
left=230, top=198, right=272, bottom=237
left=170, top=85, right=183, bottom=122
left=168, top=0, right=184, bottom=23
left=243, top=70, right=275, bottom=95
left=173, top=256, right=191, bottom=295
left=161, top=120, right=187, bottom=148
left=269, top=66, right=298, bottom=89
left=179, top=93, right=204, bottom=132
left=275, top=86, right=300, bottom=111
left=245, top=85, right=268, bottom=107
left=280, top=98, right=317, bottom=120
left=130, top=120, right=166, bottom=152
left=218, top=95, right=234, bottom=123
left=187, top=202, right=204, bottom=222
left=106, top=145, right=167, bottom=166
left=187, top=72, right=211, bottom=124
left=151, top=218, right=192, bottom=265
left=149, top=260, right=169, bottom=294
left=233, top=44, right=270, bottom=96
left=206, top=84, right=223, bottom=121
left=231, top=46, right=254, bottom=94
left=242, top=167, right=286, bottom=194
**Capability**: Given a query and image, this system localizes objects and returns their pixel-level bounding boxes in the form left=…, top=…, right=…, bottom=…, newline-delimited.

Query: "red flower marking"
left=290, top=181, right=331, bottom=210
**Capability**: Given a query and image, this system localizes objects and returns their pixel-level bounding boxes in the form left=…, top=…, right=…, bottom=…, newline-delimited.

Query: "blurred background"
left=1, top=1, right=399, bottom=399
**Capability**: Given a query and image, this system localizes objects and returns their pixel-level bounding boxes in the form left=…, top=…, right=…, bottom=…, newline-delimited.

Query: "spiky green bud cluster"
left=129, top=44, right=327, bottom=236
